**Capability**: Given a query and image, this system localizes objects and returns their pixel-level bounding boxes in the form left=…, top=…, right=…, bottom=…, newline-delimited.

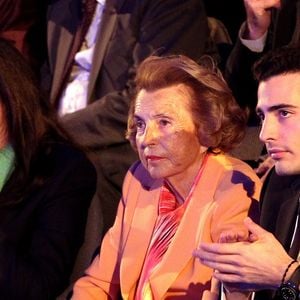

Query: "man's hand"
left=243, top=0, right=281, bottom=39
left=193, top=217, right=294, bottom=291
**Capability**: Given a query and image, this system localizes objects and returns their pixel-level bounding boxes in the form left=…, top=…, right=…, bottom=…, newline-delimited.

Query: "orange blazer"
left=72, top=153, right=261, bottom=299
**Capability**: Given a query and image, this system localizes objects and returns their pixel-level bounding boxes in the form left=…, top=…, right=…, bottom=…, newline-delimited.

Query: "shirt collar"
left=96, top=0, right=105, bottom=5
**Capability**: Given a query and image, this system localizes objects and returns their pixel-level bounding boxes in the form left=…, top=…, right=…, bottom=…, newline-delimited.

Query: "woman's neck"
left=165, top=153, right=208, bottom=202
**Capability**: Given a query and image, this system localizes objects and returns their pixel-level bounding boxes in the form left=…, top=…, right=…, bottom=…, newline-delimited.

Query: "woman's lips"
left=146, top=155, right=164, bottom=161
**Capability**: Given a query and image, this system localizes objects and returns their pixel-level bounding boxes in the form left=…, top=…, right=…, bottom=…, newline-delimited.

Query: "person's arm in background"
left=225, top=0, right=280, bottom=116
left=242, top=0, right=280, bottom=41
left=60, top=0, right=210, bottom=150
left=194, top=217, right=299, bottom=292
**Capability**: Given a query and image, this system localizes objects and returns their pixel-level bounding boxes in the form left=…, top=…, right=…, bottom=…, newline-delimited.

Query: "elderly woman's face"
left=134, top=84, right=206, bottom=187
left=0, top=102, right=8, bottom=149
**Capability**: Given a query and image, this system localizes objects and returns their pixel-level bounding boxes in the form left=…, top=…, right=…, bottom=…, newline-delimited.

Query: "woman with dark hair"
left=0, top=38, right=96, bottom=299
left=72, top=55, right=261, bottom=299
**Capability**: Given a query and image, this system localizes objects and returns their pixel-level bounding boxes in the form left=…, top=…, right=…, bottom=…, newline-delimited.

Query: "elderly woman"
left=0, top=38, right=96, bottom=299
left=72, top=55, right=261, bottom=299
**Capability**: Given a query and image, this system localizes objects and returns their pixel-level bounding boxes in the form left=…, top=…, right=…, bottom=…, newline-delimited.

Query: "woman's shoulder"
left=211, top=153, right=259, bottom=174
left=125, top=161, right=152, bottom=183
left=207, top=153, right=262, bottom=188
left=208, top=153, right=261, bottom=208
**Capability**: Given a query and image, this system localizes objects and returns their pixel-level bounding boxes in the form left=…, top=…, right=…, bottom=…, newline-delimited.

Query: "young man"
left=194, top=46, right=300, bottom=300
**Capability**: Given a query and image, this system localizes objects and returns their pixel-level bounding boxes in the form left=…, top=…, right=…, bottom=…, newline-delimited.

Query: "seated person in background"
left=43, top=0, right=212, bottom=240
left=0, top=38, right=96, bottom=299
left=71, top=54, right=261, bottom=300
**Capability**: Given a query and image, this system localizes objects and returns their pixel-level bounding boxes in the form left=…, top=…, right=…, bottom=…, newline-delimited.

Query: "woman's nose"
left=141, top=123, right=159, bottom=147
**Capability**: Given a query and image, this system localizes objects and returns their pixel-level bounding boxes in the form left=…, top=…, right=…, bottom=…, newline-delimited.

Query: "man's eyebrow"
left=256, top=104, right=298, bottom=114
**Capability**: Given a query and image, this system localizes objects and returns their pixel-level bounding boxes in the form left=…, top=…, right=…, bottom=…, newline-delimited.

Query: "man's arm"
left=225, top=0, right=280, bottom=114
left=194, top=217, right=299, bottom=291
left=242, top=0, right=280, bottom=40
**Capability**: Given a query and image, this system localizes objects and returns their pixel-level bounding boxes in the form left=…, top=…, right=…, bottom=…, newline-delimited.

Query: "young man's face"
left=257, top=72, right=300, bottom=176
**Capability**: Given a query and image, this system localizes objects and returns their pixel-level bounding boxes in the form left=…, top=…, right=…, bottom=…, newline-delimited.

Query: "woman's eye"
left=135, top=120, right=145, bottom=130
left=159, top=119, right=170, bottom=126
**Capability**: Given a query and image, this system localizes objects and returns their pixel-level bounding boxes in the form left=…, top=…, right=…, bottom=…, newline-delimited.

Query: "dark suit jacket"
left=0, top=142, right=96, bottom=299
left=225, top=0, right=300, bottom=119
left=43, top=0, right=211, bottom=281
left=255, top=168, right=300, bottom=299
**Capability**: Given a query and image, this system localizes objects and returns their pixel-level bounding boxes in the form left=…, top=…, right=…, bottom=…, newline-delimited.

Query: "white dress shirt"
left=59, top=0, right=106, bottom=116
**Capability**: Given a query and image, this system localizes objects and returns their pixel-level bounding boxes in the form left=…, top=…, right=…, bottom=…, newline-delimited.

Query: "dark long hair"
left=0, top=38, right=73, bottom=206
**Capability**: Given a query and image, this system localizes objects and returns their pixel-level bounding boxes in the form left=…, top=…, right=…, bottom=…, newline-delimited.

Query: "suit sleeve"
left=61, top=0, right=210, bottom=149
left=0, top=148, right=96, bottom=299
